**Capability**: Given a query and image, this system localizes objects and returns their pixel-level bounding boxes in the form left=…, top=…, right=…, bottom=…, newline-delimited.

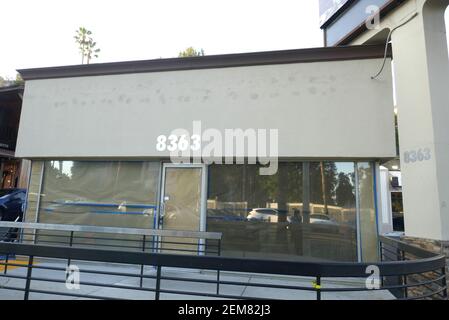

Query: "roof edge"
left=18, top=44, right=391, bottom=81
left=320, top=0, right=357, bottom=29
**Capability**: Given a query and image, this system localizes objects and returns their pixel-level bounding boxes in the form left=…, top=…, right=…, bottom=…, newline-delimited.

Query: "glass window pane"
left=207, top=162, right=358, bottom=262
left=357, top=162, right=379, bottom=262
left=37, top=161, right=160, bottom=248
left=391, top=192, right=404, bottom=232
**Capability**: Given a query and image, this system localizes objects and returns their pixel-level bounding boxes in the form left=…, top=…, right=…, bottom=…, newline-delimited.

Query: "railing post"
left=23, top=256, right=34, bottom=300
left=396, top=248, right=408, bottom=299
left=155, top=266, right=162, bottom=300
left=401, top=250, right=408, bottom=299
left=140, top=235, right=146, bottom=288
left=379, top=241, right=384, bottom=262
left=67, top=231, right=74, bottom=268
left=315, top=276, right=321, bottom=300
left=442, top=267, right=448, bottom=300
left=4, top=253, right=9, bottom=274
left=216, top=239, right=221, bottom=296
left=379, top=241, right=385, bottom=288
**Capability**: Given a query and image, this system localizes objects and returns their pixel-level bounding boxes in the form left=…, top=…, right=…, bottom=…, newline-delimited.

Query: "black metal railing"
left=379, top=235, right=447, bottom=300
left=0, top=222, right=222, bottom=292
left=0, top=222, right=222, bottom=255
left=0, top=233, right=446, bottom=300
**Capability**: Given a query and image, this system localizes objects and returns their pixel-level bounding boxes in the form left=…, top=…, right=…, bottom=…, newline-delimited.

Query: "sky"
left=0, top=0, right=323, bottom=78
left=0, top=1, right=448, bottom=79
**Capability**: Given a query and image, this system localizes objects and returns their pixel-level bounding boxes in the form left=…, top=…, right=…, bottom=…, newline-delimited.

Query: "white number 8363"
left=156, top=134, right=201, bottom=152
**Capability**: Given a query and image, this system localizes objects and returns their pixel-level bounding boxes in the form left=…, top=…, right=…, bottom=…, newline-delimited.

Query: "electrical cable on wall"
left=371, top=12, right=419, bottom=79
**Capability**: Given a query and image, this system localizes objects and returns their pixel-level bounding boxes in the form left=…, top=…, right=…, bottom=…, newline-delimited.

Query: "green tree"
left=178, top=47, right=205, bottom=57
left=14, top=74, right=24, bottom=85
left=74, top=27, right=101, bottom=64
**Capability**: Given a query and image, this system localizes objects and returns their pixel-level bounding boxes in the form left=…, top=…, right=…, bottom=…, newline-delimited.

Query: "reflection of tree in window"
left=310, top=162, right=338, bottom=210
left=208, top=162, right=353, bottom=214
left=336, top=172, right=355, bottom=207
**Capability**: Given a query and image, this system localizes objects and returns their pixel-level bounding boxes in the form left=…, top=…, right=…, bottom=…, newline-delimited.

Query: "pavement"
left=0, top=257, right=395, bottom=300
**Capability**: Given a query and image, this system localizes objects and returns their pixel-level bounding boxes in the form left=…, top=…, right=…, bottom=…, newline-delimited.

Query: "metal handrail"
left=0, top=241, right=444, bottom=278
left=379, top=235, right=439, bottom=259
left=0, top=234, right=446, bottom=300
left=0, top=221, right=222, bottom=240
left=379, top=235, right=447, bottom=300
left=0, top=237, right=447, bottom=300
left=0, top=221, right=224, bottom=293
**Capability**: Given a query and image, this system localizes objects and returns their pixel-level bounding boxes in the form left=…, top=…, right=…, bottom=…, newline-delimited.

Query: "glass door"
left=159, top=164, right=206, bottom=254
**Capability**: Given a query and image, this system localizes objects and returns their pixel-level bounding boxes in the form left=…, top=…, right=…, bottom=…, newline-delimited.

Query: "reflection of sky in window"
left=335, top=162, right=355, bottom=176
left=319, top=0, right=349, bottom=25
left=63, top=161, right=74, bottom=177
left=333, top=162, right=357, bottom=198
left=50, top=161, right=74, bottom=178
left=46, top=160, right=361, bottom=191
left=48, top=161, right=358, bottom=179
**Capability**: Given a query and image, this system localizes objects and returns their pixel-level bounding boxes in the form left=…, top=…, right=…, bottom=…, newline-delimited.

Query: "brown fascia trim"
left=17, top=44, right=391, bottom=81
left=333, top=0, right=408, bottom=46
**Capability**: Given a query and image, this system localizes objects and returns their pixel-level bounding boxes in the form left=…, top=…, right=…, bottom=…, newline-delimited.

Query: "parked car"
left=0, top=189, right=26, bottom=222
left=0, top=189, right=26, bottom=242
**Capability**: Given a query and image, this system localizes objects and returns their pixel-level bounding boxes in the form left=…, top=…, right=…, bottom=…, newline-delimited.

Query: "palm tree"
left=74, top=27, right=100, bottom=64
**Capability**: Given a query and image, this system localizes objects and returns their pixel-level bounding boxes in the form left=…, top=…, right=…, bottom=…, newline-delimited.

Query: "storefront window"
left=25, top=160, right=378, bottom=261
left=207, top=162, right=359, bottom=262
left=38, top=161, right=160, bottom=227
left=35, top=161, right=160, bottom=248
left=391, top=192, right=404, bottom=231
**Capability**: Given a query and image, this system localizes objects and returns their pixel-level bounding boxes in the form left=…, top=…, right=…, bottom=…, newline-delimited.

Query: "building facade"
left=16, top=45, right=396, bottom=262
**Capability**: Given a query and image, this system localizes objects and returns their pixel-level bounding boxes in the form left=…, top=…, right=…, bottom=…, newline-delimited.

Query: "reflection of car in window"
left=309, top=214, right=338, bottom=226
left=247, top=208, right=281, bottom=223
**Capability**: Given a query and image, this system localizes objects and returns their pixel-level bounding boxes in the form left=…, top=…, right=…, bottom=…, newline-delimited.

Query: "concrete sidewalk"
left=0, top=258, right=394, bottom=300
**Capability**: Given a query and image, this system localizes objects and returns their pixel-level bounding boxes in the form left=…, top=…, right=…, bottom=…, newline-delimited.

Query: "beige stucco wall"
left=16, top=58, right=395, bottom=159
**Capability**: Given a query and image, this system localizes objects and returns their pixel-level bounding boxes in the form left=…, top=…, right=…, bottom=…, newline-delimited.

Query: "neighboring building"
left=320, top=0, right=449, bottom=254
left=16, top=45, right=396, bottom=263
left=0, top=85, right=29, bottom=190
